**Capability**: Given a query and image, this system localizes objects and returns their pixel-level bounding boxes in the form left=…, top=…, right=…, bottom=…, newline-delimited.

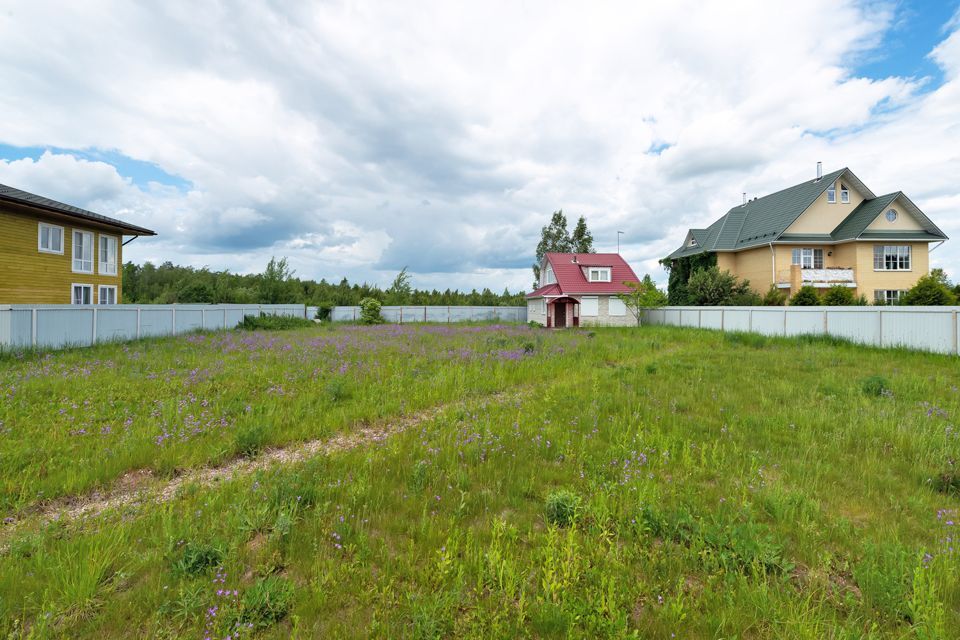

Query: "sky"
left=1, top=0, right=959, bottom=293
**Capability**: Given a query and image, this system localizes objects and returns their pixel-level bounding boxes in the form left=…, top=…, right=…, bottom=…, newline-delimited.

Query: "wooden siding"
left=0, top=206, right=124, bottom=304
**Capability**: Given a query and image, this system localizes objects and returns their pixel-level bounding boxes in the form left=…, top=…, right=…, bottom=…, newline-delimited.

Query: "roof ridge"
left=737, top=167, right=846, bottom=209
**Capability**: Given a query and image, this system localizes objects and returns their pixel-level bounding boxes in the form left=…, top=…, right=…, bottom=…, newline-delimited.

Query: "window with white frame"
left=588, top=267, right=611, bottom=282
left=98, top=235, right=118, bottom=275
left=72, top=283, right=92, bottom=305
left=874, top=290, right=904, bottom=305
left=98, top=285, right=117, bottom=305
left=827, top=186, right=836, bottom=203
left=608, top=297, right=626, bottom=316
left=873, top=245, right=911, bottom=271
left=840, top=183, right=849, bottom=203
left=38, top=222, right=64, bottom=254
left=543, top=264, right=555, bottom=285
left=791, top=248, right=823, bottom=269
left=72, top=230, right=94, bottom=273
left=581, top=296, right=599, bottom=316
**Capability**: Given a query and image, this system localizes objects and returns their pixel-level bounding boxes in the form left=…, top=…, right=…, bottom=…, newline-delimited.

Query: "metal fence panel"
left=700, top=309, right=723, bottom=330
left=881, top=310, right=954, bottom=354
left=140, top=309, right=174, bottom=337
left=784, top=310, right=824, bottom=336
left=330, top=305, right=527, bottom=324
left=37, top=308, right=94, bottom=347
left=96, top=308, right=139, bottom=342
left=827, top=309, right=881, bottom=346
left=723, top=309, right=751, bottom=332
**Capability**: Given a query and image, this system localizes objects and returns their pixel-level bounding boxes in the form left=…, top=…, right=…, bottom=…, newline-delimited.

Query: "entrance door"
left=554, top=302, right=566, bottom=328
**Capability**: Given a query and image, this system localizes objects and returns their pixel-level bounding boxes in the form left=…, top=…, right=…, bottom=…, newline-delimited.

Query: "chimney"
left=816, top=161, right=822, bottom=181
left=571, top=255, right=578, bottom=264
left=742, top=192, right=747, bottom=206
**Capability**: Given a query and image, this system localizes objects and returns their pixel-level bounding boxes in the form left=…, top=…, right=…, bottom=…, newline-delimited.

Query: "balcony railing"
left=777, top=267, right=856, bottom=287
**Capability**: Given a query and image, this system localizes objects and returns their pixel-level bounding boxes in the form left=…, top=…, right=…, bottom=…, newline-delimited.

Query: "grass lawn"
left=0, top=323, right=958, bottom=638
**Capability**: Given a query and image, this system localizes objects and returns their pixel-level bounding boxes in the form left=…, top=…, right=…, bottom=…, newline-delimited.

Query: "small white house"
left=527, top=253, right=640, bottom=327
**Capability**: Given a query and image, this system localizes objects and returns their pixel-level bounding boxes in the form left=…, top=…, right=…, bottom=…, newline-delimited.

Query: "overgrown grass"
left=1, top=324, right=958, bottom=637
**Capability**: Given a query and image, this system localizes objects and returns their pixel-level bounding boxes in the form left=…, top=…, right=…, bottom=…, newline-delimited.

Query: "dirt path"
left=1, top=387, right=528, bottom=543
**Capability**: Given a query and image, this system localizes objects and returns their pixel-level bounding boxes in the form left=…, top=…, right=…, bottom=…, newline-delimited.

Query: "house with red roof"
left=526, top=253, right=640, bottom=327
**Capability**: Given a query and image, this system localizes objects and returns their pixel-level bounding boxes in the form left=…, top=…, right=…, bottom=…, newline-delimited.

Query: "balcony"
left=777, top=267, right=856, bottom=289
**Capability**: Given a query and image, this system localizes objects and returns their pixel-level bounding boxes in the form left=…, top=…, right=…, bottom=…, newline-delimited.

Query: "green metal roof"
left=665, top=168, right=946, bottom=261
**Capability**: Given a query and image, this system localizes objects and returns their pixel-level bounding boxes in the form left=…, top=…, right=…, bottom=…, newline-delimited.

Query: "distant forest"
left=121, top=258, right=527, bottom=307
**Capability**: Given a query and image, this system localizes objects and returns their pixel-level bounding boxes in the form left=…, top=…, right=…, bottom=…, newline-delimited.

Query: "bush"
left=545, top=490, right=581, bottom=527
left=359, top=297, right=383, bottom=324
left=822, top=285, right=856, bottom=306
left=789, top=286, right=820, bottom=306
left=686, top=267, right=758, bottom=306
left=901, top=274, right=957, bottom=306
left=761, top=285, right=787, bottom=306
left=239, top=314, right=314, bottom=331
left=171, top=541, right=224, bottom=576
left=861, top=375, right=891, bottom=398
left=239, top=576, right=295, bottom=628
left=315, top=303, right=333, bottom=321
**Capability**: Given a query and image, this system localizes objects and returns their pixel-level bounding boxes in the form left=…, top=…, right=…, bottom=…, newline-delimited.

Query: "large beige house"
left=665, top=165, right=948, bottom=303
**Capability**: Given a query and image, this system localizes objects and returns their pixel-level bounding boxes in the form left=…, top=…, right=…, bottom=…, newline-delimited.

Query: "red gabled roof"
left=527, top=253, right=641, bottom=297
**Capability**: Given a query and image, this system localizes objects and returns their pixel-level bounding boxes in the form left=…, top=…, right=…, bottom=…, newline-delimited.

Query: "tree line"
left=121, top=259, right=527, bottom=308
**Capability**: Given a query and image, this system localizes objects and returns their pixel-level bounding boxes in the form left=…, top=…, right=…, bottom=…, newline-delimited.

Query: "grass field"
left=1, top=323, right=958, bottom=638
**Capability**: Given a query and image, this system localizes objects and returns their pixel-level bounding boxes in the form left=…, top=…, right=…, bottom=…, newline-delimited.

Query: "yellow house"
left=0, top=183, right=156, bottom=304
left=664, top=165, right=948, bottom=304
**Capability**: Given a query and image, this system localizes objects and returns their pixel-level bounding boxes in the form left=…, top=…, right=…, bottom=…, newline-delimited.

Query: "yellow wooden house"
left=0, top=183, right=156, bottom=304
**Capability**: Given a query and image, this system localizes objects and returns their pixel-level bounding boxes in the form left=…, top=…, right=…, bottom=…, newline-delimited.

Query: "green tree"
left=660, top=253, right=717, bottom=305
left=618, top=276, right=668, bottom=326
left=761, top=284, right=787, bottom=306
left=790, top=286, right=820, bottom=306
left=901, top=274, right=957, bottom=306
left=533, top=210, right=573, bottom=288
left=686, top=267, right=758, bottom=306
left=386, top=267, right=413, bottom=305
left=359, top=297, right=383, bottom=324
left=822, top=285, right=857, bottom=306
left=570, top=216, right=594, bottom=254
left=258, top=257, right=296, bottom=304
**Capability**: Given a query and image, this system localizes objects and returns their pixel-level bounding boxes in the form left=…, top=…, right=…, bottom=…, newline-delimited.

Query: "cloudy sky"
left=1, top=0, right=959, bottom=292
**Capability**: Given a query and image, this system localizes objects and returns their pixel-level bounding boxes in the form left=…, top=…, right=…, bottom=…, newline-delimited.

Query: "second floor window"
left=72, top=230, right=93, bottom=273
left=840, top=183, right=850, bottom=203
left=791, top=248, right=823, bottom=269
left=588, top=267, right=611, bottom=282
left=39, top=223, right=64, bottom=254
left=873, top=245, right=911, bottom=271
left=827, top=187, right=836, bottom=203
left=99, top=235, right=118, bottom=275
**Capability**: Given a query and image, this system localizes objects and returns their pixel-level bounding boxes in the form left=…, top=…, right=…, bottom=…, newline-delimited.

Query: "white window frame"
left=98, top=285, right=117, bottom=305
left=71, top=283, right=93, bottom=305
left=608, top=296, right=626, bottom=316
left=72, top=229, right=94, bottom=273
left=588, top=267, right=611, bottom=282
left=874, top=290, right=904, bottom=305
left=791, top=248, right=823, bottom=269
left=873, top=245, right=911, bottom=271
left=580, top=296, right=599, bottom=316
left=840, top=188, right=849, bottom=204
left=98, top=234, right=118, bottom=276
left=827, top=187, right=836, bottom=203
left=38, top=222, right=64, bottom=255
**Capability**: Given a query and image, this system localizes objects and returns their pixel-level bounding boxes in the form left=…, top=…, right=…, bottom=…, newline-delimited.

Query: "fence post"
left=953, top=309, right=958, bottom=355
left=201, top=308, right=206, bottom=330
left=399, top=307, right=403, bottom=324
left=424, top=306, right=427, bottom=322
left=448, top=306, right=451, bottom=323
left=720, top=308, right=725, bottom=332
left=31, top=308, right=37, bottom=347
left=749, top=309, right=753, bottom=333
left=823, top=309, right=828, bottom=334
left=92, top=307, right=98, bottom=345
left=172, top=307, right=176, bottom=335
left=137, top=307, right=142, bottom=339
left=698, top=308, right=702, bottom=328
left=878, top=309, right=884, bottom=347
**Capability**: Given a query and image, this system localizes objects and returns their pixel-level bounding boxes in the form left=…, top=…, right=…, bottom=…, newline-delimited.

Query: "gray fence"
left=641, top=306, right=960, bottom=355
left=0, top=304, right=306, bottom=350
left=331, top=305, right=527, bottom=324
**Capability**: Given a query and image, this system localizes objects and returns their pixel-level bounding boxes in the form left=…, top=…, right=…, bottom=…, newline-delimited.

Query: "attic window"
left=827, top=186, right=836, bottom=203
left=588, top=267, right=611, bottom=282
left=688, top=237, right=698, bottom=247
left=840, top=184, right=850, bottom=203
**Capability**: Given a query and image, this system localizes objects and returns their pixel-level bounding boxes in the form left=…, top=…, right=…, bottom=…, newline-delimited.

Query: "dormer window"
left=588, top=267, right=611, bottom=282
left=827, top=187, right=836, bottom=203
left=688, top=236, right=698, bottom=247
left=840, top=183, right=849, bottom=203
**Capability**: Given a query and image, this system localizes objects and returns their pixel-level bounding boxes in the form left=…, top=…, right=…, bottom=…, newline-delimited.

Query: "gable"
left=863, top=195, right=924, bottom=232
left=784, top=175, right=868, bottom=235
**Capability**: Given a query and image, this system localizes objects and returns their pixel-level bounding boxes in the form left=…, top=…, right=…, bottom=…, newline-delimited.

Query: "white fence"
left=331, top=305, right=527, bottom=324
left=641, top=306, right=960, bottom=355
left=0, top=304, right=306, bottom=350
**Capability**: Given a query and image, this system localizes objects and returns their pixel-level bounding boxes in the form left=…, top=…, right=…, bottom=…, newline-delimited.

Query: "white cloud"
left=0, top=0, right=957, bottom=291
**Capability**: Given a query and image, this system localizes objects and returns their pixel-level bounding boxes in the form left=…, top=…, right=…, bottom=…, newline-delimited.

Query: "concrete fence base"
left=0, top=304, right=306, bottom=350
left=641, top=306, right=960, bottom=355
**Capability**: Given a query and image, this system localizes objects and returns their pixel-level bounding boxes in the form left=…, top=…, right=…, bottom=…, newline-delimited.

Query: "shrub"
left=315, top=303, right=333, bottom=321
left=172, top=541, right=224, bottom=576
left=861, top=375, right=891, bottom=398
left=761, top=285, right=787, bottom=306
left=901, top=274, right=957, bottom=306
left=822, top=285, right=857, bottom=306
left=239, top=314, right=314, bottom=331
left=686, top=267, right=758, bottom=306
left=789, top=286, right=820, bottom=306
left=235, top=423, right=268, bottom=457
left=239, top=576, right=295, bottom=628
left=545, top=490, right=581, bottom=527
left=359, top=297, right=383, bottom=324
